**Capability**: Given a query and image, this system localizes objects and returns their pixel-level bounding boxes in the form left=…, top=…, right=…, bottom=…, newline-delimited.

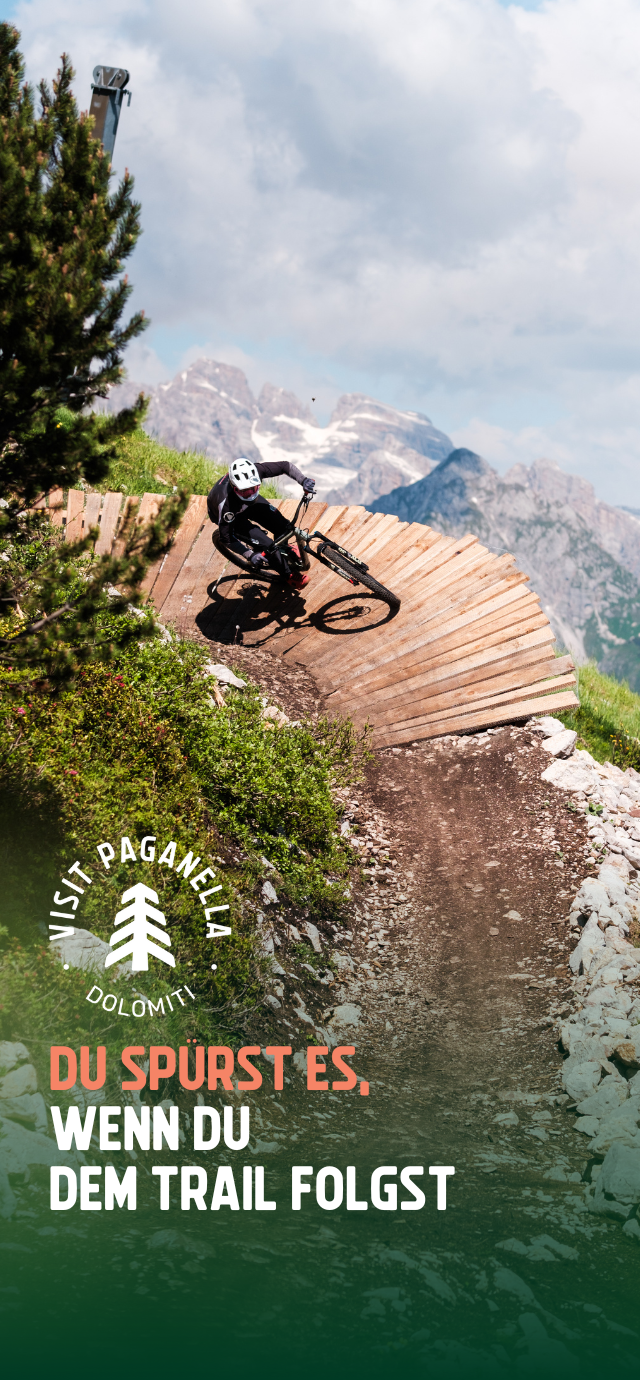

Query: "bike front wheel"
left=320, top=547, right=401, bottom=609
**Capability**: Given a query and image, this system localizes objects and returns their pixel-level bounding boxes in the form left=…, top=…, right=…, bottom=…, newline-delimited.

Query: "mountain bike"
left=212, top=493, right=401, bottom=609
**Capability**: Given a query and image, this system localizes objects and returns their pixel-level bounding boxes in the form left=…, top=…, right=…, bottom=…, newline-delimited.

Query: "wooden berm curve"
left=48, top=487, right=579, bottom=746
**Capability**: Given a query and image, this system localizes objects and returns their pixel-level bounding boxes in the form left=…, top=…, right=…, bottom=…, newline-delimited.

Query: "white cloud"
left=9, top=0, right=640, bottom=502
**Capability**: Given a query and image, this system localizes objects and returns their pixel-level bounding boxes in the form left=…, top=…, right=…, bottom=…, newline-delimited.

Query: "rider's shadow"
left=195, top=576, right=398, bottom=646
left=196, top=574, right=308, bottom=645
left=308, top=593, right=398, bottom=636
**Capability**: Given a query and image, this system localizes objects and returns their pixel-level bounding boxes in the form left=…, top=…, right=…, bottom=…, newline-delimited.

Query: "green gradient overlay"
left=2, top=1035, right=639, bottom=1380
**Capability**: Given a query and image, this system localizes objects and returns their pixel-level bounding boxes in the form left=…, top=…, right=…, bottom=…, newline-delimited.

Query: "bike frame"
left=272, top=494, right=370, bottom=588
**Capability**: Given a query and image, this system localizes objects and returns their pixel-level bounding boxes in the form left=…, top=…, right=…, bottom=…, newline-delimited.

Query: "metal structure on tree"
left=89, top=65, right=132, bottom=157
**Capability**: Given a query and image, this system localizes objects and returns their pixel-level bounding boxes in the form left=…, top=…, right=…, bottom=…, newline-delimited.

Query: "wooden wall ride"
left=48, top=489, right=579, bottom=746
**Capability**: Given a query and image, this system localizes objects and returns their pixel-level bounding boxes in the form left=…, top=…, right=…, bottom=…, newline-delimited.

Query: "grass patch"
left=95, top=428, right=225, bottom=497
left=88, top=427, right=281, bottom=501
left=558, top=661, right=640, bottom=769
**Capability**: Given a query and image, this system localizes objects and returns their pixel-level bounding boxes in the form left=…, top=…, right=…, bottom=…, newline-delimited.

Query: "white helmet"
left=229, top=457, right=260, bottom=499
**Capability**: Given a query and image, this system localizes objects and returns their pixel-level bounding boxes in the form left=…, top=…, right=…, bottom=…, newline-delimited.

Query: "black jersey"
left=207, top=460, right=307, bottom=534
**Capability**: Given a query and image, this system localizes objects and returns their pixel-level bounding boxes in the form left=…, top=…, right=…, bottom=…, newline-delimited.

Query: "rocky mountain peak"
left=104, top=356, right=453, bottom=504
left=256, top=383, right=315, bottom=424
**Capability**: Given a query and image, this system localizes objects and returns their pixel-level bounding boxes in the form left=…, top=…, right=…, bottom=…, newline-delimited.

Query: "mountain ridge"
left=104, top=358, right=452, bottom=505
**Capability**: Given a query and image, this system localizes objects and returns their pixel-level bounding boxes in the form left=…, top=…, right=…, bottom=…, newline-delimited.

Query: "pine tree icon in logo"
left=104, top=883, right=175, bottom=973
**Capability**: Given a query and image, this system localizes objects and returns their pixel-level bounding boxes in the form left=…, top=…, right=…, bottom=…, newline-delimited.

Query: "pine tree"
left=0, top=26, right=186, bottom=685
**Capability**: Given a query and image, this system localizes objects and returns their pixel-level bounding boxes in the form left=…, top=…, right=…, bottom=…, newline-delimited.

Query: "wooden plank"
left=305, top=503, right=349, bottom=536
left=310, top=557, right=531, bottom=682
left=295, top=499, right=328, bottom=529
left=329, top=636, right=564, bottom=719
left=157, top=521, right=220, bottom=620
left=335, top=626, right=558, bottom=713
left=149, top=494, right=208, bottom=612
left=83, top=491, right=102, bottom=537
left=48, top=487, right=64, bottom=527
left=328, top=643, right=571, bottom=716
left=326, top=585, right=542, bottom=701
left=362, top=671, right=578, bottom=732
left=419, top=672, right=577, bottom=725
left=324, top=626, right=557, bottom=717
left=134, top=493, right=169, bottom=595
left=111, top=497, right=140, bottom=559
left=319, top=563, right=535, bottom=678
left=65, top=490, right=85, bottom=542
left=381, top=531, right=480, bottom=592
left=286, top=537, right=495, bottom=672
left=372, top=690, right=580, bottom=747
left=320, top=609, right=552, bottom=696
left=95, top=492, right=123, bottom=556
left=66, top=489, right=574, bottom=743
left=137, top=492, right=165, bottom=527
left=332, top=634, right=560, bottom=717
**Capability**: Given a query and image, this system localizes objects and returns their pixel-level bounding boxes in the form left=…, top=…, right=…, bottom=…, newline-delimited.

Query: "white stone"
left=261, top=880, right=278, bottom=905
left=574, top=878, right=609, bottom=914
left=332, top=950, right=355, bottom=972
left=49, top=927, right=130, bottom=974
left=0, top=1064, right=37, bottom=1099
left=599, top=1142, right=640, bottom=1203
left=262, top=705, right=289, bottom=727
left=541, top=758, right=600, bottom=792
left=201, top=662, right=246, bottom=688
left=574, top=1115, right=600, bottom=1136
left=493, top=1110, right=519, bottom=1126
left=264, top=994, right=281, bottom=1010
left=0, top=1092, right=47, bottom=1132
left=562, top=1059, right=602, bottom=1101
left=0, top=1043, right=28, bottom=1074
left=590, top=1097, right=640, bottom=1153
left=613, top=1034, right=640, bottom=1066
left=328, top=1002, right=361, bottom=1029
left=569, top=917, right=605, bottom=974
left=621, top=840, right=640, bottom=870
left=302, top=921, right=322, bottom=953
left=0, top=1115, right=72, bottom=1197
left=541, top=730, right=578, bottom=759
left=622, top=1217, right=640, bottom=1239
left=576, top=1079, right=629, bottom=1119
left=533, top=716, right=567, bottom=736
left=599, top=865, right=629, bottom=906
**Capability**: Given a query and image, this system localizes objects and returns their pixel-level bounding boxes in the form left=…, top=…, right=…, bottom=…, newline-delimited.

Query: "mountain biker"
left=207, top=458, right=316, bottom=589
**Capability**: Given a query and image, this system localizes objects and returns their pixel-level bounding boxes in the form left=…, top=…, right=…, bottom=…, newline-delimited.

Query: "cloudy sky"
left=5, top=0, right=640, bottom=504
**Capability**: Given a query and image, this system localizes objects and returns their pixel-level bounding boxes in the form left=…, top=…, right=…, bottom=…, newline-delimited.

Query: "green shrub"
left=0, top=629, right=368, bottom=1063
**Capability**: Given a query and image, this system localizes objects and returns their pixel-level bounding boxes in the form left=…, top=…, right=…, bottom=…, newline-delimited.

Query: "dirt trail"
left=209, top=637, right=591, bottom=1082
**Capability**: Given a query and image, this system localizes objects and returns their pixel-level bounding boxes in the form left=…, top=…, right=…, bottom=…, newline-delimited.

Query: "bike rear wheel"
left=320, top=547, right=401, bottom=608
